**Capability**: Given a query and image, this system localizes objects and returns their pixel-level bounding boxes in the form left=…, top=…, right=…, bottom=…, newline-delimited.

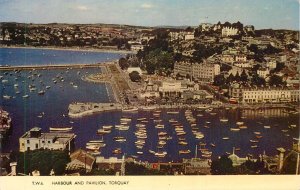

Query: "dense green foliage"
left=240, top=160, right=271, bottom=174
left=118, top=57, right=129, bottom=70
left=268, top=75, right=286, bottom=86
left=211, top=155, right=234, bottom=175
left=125, top=162, right=165, bottom=175
left=281, top=154, right=298, bottom=174
left=15, top=150, right=70, bottom=176
left=143, top=49, right=174, bottom=75
left=129, top=71, right=142, bottom=82
left=192, top=44, right=223, bottom=62
left=251, top=74, right=266, bottom=86
left=88, top=168, right=115, bottom=176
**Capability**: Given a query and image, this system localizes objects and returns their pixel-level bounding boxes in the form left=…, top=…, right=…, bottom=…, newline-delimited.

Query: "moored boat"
left=122, top=107, right=139, bottom=112
left=50, top=127, right=72, bottom=131
left=236, top=121, right=244, bottom=125
left=179, top=150, right=191, bottom=154
left=3, top=95, right=11, bottom=100
left=22, top=95, right=29, bottom=98
left=97, top=129, right=111, bottom=134
left=220, top=118, right=229, bottom=122
left=112, top=148, right=122, bottom=154
left=167, top=111, right=179, bottom=114
left=38, top=90, right=45, bottom=95
left=86, top=145, right=100, bottom=151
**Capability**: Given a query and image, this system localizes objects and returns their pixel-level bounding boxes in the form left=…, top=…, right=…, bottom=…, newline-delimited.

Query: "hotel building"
left=229, top=84, right=299, bottom=103
left=173, top=61, right=220, bottom=82
left=19, top=127, right=76, bottom=153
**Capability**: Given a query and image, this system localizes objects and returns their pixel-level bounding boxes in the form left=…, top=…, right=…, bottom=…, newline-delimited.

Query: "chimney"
left=277, top=147, right=286, bottom=172
left=9, top=162, right=17, bottom=176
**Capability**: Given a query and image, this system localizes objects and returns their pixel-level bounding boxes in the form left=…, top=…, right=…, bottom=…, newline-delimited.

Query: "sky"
left=0, top=0, right=299, bottom=30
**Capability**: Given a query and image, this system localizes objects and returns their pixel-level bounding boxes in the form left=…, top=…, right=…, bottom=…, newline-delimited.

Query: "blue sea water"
left=0, top=47, right=124, bottom=66
left=0, top=48, right=299, bottom=163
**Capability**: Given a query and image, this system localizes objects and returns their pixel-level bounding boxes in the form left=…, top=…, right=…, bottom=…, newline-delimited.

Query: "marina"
left=0, top=48, right=299, bottom=163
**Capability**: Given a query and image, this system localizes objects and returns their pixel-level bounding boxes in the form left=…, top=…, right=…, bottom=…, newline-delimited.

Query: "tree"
left=129, top=71, right=142, bottom=82
left=185, top=26, right=193, bottom=32
left=263, top=44, right=282, bottom=54
left=271, top=62, right=285, bottom=73
left=16, top=150, right=70, bottom=176
left=143, top=49, right=173, bottom=74
left=226, top=73, right=235, bottom=84
left=281, top=154, right=298, bottom=174
left=240, top=70, right=248, bottom=82
left=234, top=72, right=241, bottom=82
left=240, top=160, right=270, bottom=174
left=125, top=162, right=164, bottom=175
left=269, top=75, right=285, bottom=86
left=192, top=44, right=222, bottom=62
left=251, top=74, right=266, bottom=86
left=213, top=74, right=226, bottom=86
left=220, top=64, right=232, bottom=72
left=211, top=155, right=234, bottom=175
left=89, top=168, right=115, bottom=175
left=53, top=159, right=67, bottom=175
left=251, top=64, right=261, bottom=72
left=194, top=28, right=201, bottom=37
left=118, top=58, right=129, bottom=70
left=173, top=53, right=183, bottom=62
left=247, top=44, right=259, bottom=54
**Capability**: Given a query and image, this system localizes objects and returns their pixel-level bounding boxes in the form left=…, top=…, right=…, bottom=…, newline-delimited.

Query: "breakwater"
left=68, top=102, right=122, bottom=118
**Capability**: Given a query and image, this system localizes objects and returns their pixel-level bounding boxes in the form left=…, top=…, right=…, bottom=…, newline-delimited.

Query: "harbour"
left=0, top=47, right=299, bottom=163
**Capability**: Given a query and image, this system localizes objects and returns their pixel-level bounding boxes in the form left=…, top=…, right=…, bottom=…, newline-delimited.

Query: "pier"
left=0, top=63, right=111, bottom=71
left=68, top=102, right=122, bottom=118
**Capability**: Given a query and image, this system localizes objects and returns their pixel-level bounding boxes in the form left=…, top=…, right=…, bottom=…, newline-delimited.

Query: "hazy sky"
left=0, top=0, right=299, bottom=29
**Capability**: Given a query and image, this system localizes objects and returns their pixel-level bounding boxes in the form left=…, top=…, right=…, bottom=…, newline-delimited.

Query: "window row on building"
left=174, top=61, right=220, bottom=82
left=229, top=85, right=300, bottom=103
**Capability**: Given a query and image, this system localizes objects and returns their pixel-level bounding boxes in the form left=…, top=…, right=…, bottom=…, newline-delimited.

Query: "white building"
left=200, top=23, right=213, bottom=31
left=221, top=54, right=235, bottom=64
left=234, top=62, right=252, bottom=68
left=222, top=27, right=238, bottom=37
left=19, top=127, right=76, bottom=153
left=257, top=68, right=270, bottom=79
left=242, top=36, right=254, bottom=42
left=131, top=44, right=144, bottom=52
left=192, top=63, right=220, bottom=82
left=140, top=35, right=155, bottom=42
left=290, top=89, right=300, bottom=102
left=169, top=32, right=181, bottom=41
left=169, top=31, right=194, bottom=41
left=159, top=81, right=182, bottom=98
left=235, top=55, right=247, bottom=62
left=266, top=60, right=277, bottom=69
left=229, top=84, right=299, bottom=103
left=174, top=61, right=220, bottom=82
left=139, top=81, right=160, bottom=99
left=244, top=25, right=255, bottom=33
left=174, top=61, right=192, bottom=77
left=243, top=87, right=292, bottom=103
left=228, top=148, right=256, bottom=167
left=184, top=32, right=195, bottom=40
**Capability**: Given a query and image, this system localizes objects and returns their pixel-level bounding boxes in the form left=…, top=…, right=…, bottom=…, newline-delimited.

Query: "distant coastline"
left=0, top=45, right=134, bottom=54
